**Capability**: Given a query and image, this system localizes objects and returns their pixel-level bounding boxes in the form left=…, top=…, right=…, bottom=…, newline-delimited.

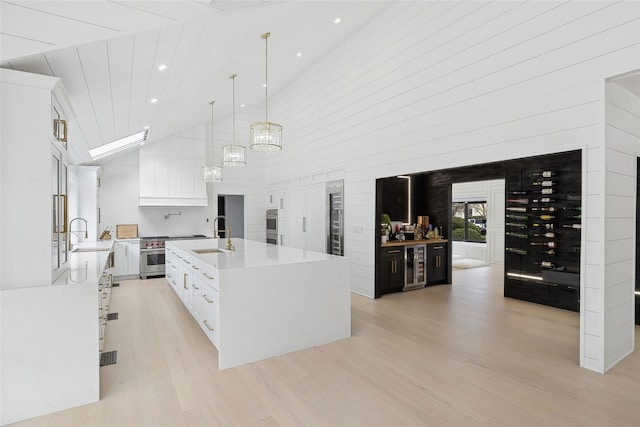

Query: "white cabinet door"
left=127, top=240, right=140, bottom=275
left=305, top=183, right=326, bottom=253
left=286, top=184, right=326, bottom=252
left=112, top=241, right=127, bottom=277
left=287, top=188, right=307, bottom=250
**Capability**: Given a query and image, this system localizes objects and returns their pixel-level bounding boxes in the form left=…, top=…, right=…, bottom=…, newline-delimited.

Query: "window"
left=452, top=201, right=487, bottom=242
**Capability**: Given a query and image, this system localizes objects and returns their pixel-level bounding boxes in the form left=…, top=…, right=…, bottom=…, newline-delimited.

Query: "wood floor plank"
left=7, top=265, right=640, bottom=427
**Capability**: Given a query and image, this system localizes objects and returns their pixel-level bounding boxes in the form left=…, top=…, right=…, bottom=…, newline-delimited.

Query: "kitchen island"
left=165, top=238, right=351, bottom=370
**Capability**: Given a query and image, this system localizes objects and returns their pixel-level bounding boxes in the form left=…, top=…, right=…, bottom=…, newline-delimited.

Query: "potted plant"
left=381, top=213, right=391, bottom=244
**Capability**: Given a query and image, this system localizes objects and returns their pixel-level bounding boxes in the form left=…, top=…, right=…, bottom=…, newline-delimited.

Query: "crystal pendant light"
left=249, top=32, right=283, bottom=152
left=202, top=100, right=223, bottom=182
left=223, top=74, right=247, bottom=167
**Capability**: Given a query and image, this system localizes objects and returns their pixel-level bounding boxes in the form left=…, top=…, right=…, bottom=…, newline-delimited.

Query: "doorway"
left=451, top=179, right=505, bottom=269
left=217, top=195, right=244, bottom=238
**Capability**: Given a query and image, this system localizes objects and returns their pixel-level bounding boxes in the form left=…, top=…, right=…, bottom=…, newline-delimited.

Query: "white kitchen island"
left=165, top=238, right=351, bottom=370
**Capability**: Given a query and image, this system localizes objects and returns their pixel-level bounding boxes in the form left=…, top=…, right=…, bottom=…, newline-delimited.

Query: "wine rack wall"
left=504, top=152, right=582, bottom=312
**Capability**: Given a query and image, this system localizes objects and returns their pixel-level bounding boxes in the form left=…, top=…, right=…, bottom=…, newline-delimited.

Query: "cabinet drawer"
left=198, top=264, right=219, bottom=291
left=381, top=247, right=404, bottom=257
left=199, top=281, right=219, bottom=345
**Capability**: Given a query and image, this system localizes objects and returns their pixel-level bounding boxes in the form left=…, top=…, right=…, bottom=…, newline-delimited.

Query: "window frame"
left=452, top=200, right=487, bottom=243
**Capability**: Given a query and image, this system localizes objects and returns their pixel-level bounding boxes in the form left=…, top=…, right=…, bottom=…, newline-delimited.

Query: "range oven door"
left=140, top=248, right=165, bottom=279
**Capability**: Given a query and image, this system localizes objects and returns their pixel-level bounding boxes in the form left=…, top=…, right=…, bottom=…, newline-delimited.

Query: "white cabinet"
left=287, top=183, right=326, bottom=252
left=0, top=69, right=74, bottom=289
left=138, top=126, right=207, bottom=206
left=112, top=239, right=140, bottom=279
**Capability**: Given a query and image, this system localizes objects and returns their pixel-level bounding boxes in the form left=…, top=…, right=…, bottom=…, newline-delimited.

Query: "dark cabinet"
left=379, top=247, right=404, bottom=294
left=427, top=243, right=447, bottom=284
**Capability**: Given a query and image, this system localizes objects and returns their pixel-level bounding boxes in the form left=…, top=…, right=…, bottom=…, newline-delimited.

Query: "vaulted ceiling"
left=0, top=1, right=391, bottom=164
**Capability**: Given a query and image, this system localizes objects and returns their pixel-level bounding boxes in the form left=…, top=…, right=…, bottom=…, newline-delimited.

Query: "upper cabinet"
left=139, top=125, right=207, bottom=206
left=0, top=69, right=75, bottom=288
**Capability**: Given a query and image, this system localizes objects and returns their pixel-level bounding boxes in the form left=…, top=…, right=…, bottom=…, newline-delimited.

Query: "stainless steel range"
left=140, top=235, right=208, bottom=279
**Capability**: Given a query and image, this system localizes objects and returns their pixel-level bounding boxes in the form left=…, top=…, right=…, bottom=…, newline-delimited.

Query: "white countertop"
left=167, top=238, right=341, bottom=270
left=52, top=240, right=113, bottom=286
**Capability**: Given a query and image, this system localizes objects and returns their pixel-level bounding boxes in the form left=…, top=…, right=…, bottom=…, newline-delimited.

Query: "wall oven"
left=266, top=209, right=278, bottom=245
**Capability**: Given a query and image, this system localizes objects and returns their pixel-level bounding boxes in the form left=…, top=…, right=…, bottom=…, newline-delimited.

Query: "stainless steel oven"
left=266, top=209, right=278, bottom=245
left=140, top=236, right=168, bottom=279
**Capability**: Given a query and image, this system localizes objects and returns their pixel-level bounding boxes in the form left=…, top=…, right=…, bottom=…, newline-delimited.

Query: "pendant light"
left=223, top=74, right=247, bottom=167
left=249, top=32, right=283, bottom=152
left=202, top=100, right=223, bottom=182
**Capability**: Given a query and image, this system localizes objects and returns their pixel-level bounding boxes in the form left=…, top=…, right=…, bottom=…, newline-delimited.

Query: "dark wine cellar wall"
left=377, top=149, right=582, bottom=310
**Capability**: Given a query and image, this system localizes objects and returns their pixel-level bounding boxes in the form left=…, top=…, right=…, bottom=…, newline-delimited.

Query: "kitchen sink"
left=193, top=248, right=225, bottom=254
left=71, top=247, right=111, bottom=253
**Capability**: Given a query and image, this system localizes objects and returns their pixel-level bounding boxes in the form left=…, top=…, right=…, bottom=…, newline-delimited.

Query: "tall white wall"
left=262, top=1, right=640, bottom=372
left=601, top=81, right=639, bottom=371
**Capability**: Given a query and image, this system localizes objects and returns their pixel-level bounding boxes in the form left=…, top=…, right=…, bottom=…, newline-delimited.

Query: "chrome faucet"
left=212, top=215, right=234, bottom=251
left=68, top=217, right=88, bottom=251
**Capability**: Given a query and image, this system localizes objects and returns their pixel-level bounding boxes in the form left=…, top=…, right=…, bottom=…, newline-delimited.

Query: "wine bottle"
left=562, top=224, right=581, bottom=229
left=532, top=171, right=555, bottom=178
left=532, top=197, right=555, bottom=203
left=536, top=261, right=556, bottom=268
left=507, top=207, right=527, bottom=213
left=568, top=215, right=581, bottom=219
left=562, top=206, right=581, bottom=211
left=506, top=222, right=527, bottom=229
left=533, top=188, right=554, bottom=195
left=506, top=214, right=528, bottom=220
left=566, top=194, right=581, bottom=200
left=506, top=232, right=527, bottom=239
left=532, top=180, right=554, bottom=187
left=538, top=214, right=554, bottom=221
left=539, top=249, right=556, bottom=255
left=530, top=207, right=556, bottom=212
left=530, top=241, right=557, bottom=248
left=533, top=232, right=555, bottom=238
left=506, top=247, right=527, bottom=255
left=509, top=191, right=527, bottom=195
left=507, top=198, right=529, bottom=204
left=532, top=223, right=554, bottom=229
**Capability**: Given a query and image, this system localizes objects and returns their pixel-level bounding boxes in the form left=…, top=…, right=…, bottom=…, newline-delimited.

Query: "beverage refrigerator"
left=326, top=180, right=344, bottom=256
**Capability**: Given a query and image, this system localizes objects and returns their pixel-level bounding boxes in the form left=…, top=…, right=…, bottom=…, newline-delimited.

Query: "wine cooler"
left=326, top=180, right=344, bottom=256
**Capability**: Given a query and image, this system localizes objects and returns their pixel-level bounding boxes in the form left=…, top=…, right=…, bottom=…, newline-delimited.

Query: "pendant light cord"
left=264, top=32, right=269, bottom=122
left=209, top=100, right=215, bottom=164
left=230, top=74, right=236, bottom=147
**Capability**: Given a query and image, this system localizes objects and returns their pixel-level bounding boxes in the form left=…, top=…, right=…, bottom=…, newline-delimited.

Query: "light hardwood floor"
left=11, top=265, right=640, bottom=426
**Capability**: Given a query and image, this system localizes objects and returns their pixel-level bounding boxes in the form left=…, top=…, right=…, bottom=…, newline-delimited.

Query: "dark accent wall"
left=375, top=149, right=582, bottom=311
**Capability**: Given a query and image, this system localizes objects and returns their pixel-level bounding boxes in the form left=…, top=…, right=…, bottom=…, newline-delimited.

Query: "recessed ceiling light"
left=334, top=17, right=341, bottom=24
left=144, top=125, right=150, bottom=130
left=262, top=83, right=267, bottom=88
left=150, top=98, right=158, bottom=103
left=158, top=64, right=167, bottom=71
left=240, top=104, right=245, bottom=108
left=296, top=52, right=302, bottom=57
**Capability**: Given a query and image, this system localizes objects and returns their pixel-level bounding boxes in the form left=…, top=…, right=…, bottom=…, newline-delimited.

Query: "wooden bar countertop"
left=381, top=238, right=448, bottom=248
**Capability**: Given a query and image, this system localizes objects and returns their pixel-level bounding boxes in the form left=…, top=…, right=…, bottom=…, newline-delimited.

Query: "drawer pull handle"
left=202, top=294, right=214, bottom=304
left=192, top=285, right=199, bottom=290
left=184, top=260, right=191, bottom=265
left=203, top=320, right=215, bottom=331
left=203, top=273, right=214, bottom=280
left=433, top=246, right=444, bottom=249
left=387, top=250, right=400, bottom=254
left=193, top=266, right=199, bottom=270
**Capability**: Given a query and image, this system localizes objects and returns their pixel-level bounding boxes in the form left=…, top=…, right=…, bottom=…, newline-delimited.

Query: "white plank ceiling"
left=0, top=0, right=391, bottom=164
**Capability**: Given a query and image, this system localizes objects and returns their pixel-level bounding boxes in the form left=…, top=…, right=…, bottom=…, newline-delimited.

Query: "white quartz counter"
left=168, top=238, right=339, bottom=269
left=165, top=238, right=351, bottom=370
left=1, top=240, right=113, bottom=425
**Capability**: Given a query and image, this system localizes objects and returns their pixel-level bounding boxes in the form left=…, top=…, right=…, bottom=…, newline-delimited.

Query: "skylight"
left=89, top=130, right=148, bottom=160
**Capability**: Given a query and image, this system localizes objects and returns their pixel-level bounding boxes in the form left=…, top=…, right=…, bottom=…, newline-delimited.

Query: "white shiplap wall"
left=601, top=82, right=639, bottom=372
left=261, top=1, right=640, bottom=372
